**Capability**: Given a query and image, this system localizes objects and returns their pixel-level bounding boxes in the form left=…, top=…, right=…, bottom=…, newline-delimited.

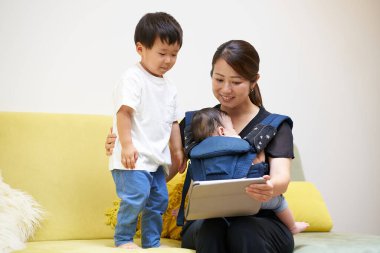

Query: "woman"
left=105, top=40, right=294, bottom=253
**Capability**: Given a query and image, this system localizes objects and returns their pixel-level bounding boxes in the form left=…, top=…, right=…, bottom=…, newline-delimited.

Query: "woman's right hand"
left=245, top=175, right=273, bottom=202
left=105, top=127, right=117, bottom=156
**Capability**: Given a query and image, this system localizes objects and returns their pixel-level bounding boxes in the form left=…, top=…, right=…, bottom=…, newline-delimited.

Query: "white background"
left=1, top=0, right=379, bottom=235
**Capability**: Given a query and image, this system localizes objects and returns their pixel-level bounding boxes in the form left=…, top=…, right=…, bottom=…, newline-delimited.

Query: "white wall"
left=1, top=0, right=379, bottom=235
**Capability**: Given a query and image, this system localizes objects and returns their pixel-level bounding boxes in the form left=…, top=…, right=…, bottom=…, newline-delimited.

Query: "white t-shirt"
left=109, top=63, right=181, bottom=173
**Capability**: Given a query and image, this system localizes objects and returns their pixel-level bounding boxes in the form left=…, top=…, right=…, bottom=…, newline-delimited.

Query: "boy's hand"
left=121, top=145, right=138, bottom=169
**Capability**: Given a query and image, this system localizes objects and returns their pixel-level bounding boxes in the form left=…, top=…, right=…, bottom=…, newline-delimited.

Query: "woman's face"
left=212, top=59, right=252, bottom=110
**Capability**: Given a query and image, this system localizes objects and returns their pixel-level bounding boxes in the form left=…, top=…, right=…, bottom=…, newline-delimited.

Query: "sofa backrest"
left=291, top=145, right=306, bottom=181
left=0, top=112, right=306, bottom=241
left=0, top=112, right=116, bottom=241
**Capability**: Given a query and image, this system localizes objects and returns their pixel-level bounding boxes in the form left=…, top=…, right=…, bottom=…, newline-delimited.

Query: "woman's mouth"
left=221, top=95, right=233, bottom=102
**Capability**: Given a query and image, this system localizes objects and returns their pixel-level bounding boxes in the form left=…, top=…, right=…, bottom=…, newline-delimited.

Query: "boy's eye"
left=232, top=82, right=242, bottom=85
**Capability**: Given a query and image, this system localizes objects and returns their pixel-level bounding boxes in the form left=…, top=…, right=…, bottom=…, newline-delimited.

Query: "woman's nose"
left=221, top=82, right=232, bottom=93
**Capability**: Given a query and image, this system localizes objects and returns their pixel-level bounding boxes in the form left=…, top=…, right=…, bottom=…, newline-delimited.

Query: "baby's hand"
left=252, top=151, right=265, bottom=164
left=171, top=208, right=179, bottom=216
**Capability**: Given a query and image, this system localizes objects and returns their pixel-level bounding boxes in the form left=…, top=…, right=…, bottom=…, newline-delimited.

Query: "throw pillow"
left=0, top=173, right=44, bottom=253
left=284, top=181, right=333, bottom=232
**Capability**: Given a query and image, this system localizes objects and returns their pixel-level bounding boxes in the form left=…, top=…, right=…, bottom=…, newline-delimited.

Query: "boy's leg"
left=141, top=166, right=168, bottom=248
left=111, top=169, right=150, bottom=247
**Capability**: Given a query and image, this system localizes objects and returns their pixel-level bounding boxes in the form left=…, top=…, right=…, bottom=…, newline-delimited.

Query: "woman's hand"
left=245, top=175, right=274, bottom=202
left=105, top=127, right=117, bottom=156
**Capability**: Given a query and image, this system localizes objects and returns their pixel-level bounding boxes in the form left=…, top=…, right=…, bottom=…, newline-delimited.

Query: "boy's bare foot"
left=290, top=221, right=310, bottom=234
left=117, top=242, right=141, bottom=249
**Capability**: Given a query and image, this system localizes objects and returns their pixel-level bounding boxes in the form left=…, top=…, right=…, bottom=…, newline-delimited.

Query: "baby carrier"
left=177, top=110, right=293, bottom=226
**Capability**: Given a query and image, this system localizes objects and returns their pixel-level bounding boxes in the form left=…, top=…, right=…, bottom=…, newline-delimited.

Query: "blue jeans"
left=111, top=167, right=168, bottom=248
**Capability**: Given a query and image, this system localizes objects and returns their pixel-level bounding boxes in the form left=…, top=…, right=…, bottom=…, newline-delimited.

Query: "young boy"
left=190, top=107, right=309, bottom=234
left=110, top=12, right=185, bottom=249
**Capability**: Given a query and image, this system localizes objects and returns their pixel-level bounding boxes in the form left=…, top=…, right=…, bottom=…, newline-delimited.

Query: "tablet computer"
left=185, top=177, right=266, bottom=220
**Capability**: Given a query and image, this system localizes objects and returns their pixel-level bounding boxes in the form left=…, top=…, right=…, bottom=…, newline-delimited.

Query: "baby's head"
left=191, top=108, right=238, bottom=142
left=134, top=12, right=183, bottom=77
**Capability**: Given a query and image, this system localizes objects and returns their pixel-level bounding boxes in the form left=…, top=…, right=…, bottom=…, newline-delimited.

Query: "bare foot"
left=117, top=242, right=141, bottom=249
left=290, top=221, right=310, bottom=234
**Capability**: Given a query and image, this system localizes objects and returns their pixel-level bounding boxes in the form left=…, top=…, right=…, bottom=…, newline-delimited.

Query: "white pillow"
left=0, top=173, right=44, bottom=253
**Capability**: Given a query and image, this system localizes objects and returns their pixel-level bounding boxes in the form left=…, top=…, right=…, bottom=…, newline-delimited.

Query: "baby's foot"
left=117, top=242, right=141, bottom=250
left=290, top=221, right=310, bottom=234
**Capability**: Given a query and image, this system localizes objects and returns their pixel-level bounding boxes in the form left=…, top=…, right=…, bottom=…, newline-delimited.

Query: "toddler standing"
left=109, top=12, right=185, bottom=249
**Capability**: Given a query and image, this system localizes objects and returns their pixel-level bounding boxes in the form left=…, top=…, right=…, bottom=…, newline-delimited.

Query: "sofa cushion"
left=284, top=182, right=333, bottom=232
left=14, top=239, right=194, bottom=253
left=294, top=232, right=380, bottom=252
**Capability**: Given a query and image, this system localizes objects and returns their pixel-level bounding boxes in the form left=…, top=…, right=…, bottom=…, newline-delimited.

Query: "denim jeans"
left=111, top=166, right=168, bottom=248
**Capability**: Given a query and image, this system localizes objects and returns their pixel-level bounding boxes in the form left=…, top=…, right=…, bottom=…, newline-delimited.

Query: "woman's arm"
left=245, top=157, right=291, bottom=202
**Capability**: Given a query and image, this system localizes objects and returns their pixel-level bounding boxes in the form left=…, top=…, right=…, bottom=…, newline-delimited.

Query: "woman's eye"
left=215, top=79, right=223, bottom=83
left=159, top=53, right=165, bottom=56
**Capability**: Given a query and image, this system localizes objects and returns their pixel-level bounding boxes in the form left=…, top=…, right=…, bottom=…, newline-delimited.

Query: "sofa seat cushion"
left=15, top=239, right=194, bottom=253
left=294, top=232, right=380, bottom=252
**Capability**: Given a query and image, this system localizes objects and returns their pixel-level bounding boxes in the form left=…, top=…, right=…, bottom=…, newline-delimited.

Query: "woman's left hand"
left=245, top=175, right=274, bottom=202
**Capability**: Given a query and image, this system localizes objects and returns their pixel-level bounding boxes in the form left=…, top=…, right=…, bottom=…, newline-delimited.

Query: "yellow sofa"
left=1, top=112, right=379, bottom=253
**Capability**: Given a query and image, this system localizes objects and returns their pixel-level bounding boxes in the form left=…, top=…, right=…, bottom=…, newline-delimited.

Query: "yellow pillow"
left=284, top=181, right=333, bottom=232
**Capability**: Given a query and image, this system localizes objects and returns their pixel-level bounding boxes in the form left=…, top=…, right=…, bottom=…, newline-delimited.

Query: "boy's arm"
left=117, top=105, right=138, bottom=169
left=169, top=122, right=186, bottom=177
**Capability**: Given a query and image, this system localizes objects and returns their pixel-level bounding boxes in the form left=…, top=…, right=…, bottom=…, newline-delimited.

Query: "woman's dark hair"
left=134, top=12, right=183, bottom=49
left=191, top=107, right=229, bottom=142
left=210, top=40, right=263, bottom=107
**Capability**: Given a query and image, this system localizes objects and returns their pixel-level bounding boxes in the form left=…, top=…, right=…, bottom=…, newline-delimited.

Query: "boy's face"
left=136, top=37, right=180, bottom=77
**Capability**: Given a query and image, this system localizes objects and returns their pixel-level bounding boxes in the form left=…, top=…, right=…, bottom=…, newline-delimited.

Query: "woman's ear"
left=255, top=74, right=260, bottom=83
left=250, top=74, right=260, bottom=89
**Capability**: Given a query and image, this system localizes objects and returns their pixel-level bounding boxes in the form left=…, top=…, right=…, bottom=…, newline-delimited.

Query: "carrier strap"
left=243, top=114, right=292, bottom=152
left=177, top=110, right=293, bottom=226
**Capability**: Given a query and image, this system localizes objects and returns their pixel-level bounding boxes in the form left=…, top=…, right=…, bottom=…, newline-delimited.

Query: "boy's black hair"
left=134, top=12, right=183, bottom=49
